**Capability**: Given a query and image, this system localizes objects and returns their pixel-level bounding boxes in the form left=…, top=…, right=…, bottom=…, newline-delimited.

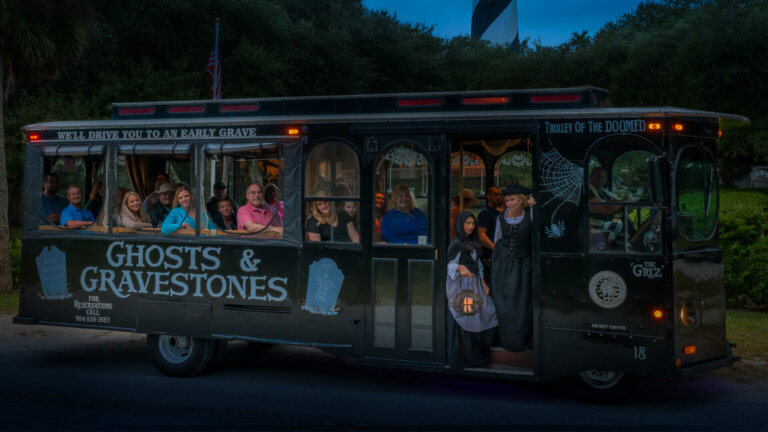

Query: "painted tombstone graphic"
left=303, top=258, right=344, bottom=315
left=36, top=245, right=71, bottom=300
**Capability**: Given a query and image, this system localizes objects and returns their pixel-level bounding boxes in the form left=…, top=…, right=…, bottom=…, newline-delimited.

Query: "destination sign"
left=544, top=119, right=647, bottom=134
left=38, top=126, right=260, bottom=142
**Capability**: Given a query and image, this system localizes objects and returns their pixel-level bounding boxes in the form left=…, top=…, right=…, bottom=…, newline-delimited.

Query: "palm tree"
left=0, top=0, right=89, bottom=292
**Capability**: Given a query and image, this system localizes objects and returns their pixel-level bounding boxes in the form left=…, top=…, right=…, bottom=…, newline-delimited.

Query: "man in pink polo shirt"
left=237, top=184, right=283, bottom=236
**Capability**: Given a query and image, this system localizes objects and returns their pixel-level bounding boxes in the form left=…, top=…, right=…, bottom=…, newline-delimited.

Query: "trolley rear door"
left=363, top=134, right=447, bottom=365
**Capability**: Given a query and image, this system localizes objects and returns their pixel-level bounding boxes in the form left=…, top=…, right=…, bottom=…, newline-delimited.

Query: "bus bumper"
left=675, top=342, right=736, bottom=379
left=13, top=315, right=38, bottom=325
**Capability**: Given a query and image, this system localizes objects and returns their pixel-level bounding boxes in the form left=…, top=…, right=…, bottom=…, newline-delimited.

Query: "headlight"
left=679, top=301, right=697, bottom=327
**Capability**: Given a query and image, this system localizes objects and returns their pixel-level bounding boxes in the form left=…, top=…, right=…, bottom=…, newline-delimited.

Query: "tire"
left=566, top=370, right=644, bottom=404
left=146, top=334, right=217, bottom=377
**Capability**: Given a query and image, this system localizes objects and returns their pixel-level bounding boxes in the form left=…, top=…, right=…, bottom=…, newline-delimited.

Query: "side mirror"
left=647, top=156, right=669, bottom=205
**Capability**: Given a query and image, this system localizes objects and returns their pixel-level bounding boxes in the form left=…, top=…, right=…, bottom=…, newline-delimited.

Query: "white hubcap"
left=579, top=370, right=623, bottom=389
left=157, top=335, right=192, bottom=364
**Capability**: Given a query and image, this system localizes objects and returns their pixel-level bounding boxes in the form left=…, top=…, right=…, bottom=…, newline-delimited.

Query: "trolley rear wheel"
left=146, top=334, right=216, bottom=377
left=567, top=370, right=644, bottom=404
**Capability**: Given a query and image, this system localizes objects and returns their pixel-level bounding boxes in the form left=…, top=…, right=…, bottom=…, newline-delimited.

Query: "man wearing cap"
left=142, top=172, right=169, bottom=213
left=206, top=181, right=238, bottom=217
left=147, top=183, right=174, bottom=227
left=449, top=189, right=478, bottom=240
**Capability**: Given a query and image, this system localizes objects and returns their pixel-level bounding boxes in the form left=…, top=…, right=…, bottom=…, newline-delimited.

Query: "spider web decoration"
left=539, top=143, right=584, bottom=227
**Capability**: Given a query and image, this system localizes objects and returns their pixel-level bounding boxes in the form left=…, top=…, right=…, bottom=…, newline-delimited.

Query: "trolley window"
left=206, top=142, right=285, bottom=239
left=304, top=140, right=360, bottom=243
left=114, top=147, right=191, bottom=235
left=375, top=143, right=431, bottom=246
left=495, top=151, right=532, bottom=190
left=39, top=149, right=105, bottom=233
left=587, top=139, right=661, bottom=254
left=676, top=147, right=718, bottom=242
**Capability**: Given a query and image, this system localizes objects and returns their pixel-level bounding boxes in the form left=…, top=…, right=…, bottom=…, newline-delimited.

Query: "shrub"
left=720, top=189, right=768, bottom=308
left=9, top=238, right=22, bottom=291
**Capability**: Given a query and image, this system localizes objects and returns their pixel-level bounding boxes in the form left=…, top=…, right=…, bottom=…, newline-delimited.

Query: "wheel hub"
left=158, top=335, right=192, bottom=364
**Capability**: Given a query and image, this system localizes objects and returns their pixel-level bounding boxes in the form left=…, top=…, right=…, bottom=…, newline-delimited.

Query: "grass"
left=0, top=289, right=19, bottom=314
left=711, top=309, right=768, bottom=383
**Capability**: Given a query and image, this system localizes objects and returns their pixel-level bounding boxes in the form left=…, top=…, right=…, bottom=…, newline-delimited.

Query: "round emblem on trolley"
left=588, top=271, right=627, bottom=309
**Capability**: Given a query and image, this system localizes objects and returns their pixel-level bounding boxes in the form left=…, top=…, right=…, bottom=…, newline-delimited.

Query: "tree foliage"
left=3, top=0, right=767, bottom=226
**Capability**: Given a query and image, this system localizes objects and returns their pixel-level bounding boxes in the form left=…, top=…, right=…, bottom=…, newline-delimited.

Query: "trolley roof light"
left=28, top=133, right=41, bottom=141
left=168, top=105, right=206, bottom=114
left=648, top=122, right=662, bottom=131
left=397, top=98, right=444, bottom=108
left=530, top=93, right=581, bottom=103
left=119, top=107, right=155, bottom=116
left=287, top=127, right=301, bottom=136
left=219, top=104, right=260, bottom=113
left=673, top=123, right=685, bottom=132
left=461, top=96, right=509, bottom=106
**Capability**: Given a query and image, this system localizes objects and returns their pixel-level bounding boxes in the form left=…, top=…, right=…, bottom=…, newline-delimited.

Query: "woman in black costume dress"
left=491, top=185, right=536, bottom=351
left=447, top=212, right=498, bottom=368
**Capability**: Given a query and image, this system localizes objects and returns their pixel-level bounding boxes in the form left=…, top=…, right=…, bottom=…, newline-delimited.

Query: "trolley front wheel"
left=567, top=370, right=644, bottom=404
left=146, top=334, right=216, bottom=377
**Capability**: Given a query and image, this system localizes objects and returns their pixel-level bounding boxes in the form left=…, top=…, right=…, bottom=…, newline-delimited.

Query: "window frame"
left=584, top=135, right=663, bottom=256
left=673, top=145, right=719, bottom=243
left=303, top=138, right=362, bottom=246
left=373, top=141, right=433, bottom=248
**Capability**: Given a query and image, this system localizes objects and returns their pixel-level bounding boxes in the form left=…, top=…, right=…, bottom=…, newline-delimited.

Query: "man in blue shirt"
left=60, top=185, right=95, bottom=228
left=39, top=173, right=69, bottom=225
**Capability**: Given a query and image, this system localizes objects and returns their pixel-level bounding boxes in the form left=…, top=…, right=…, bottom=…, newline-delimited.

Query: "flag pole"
left=214, top=17, right=221, bottom=100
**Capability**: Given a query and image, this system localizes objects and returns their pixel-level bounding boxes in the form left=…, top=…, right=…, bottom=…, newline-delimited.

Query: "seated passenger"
left=374, top=192, right=387, bottom=243
left=341, top=201, right=358, bottom=232
left=60, top=185, right=95, bottom=228
left=307, top=198, right=359, bottom=243
left=206, top=181, right=238, bottom=217
left=588, top=167, right=624, bottom=250
left=264, top=183, right=284, bottom=224
left=96, top=186, right=127, bottom=228
left=39, top=173, right=68, bottom=225
left=450, top=189, right=478, bottom=240
left=118, top=191, right=153, bottom=230
left=85, top=181, right=104, bottom=218
left=142, top=172, right=168, bottom=213
left=381, top=184, right=427, bottom=245
left=237, top=184, right=283, bottom=236
left=161, top=185, right=216, bottom=235
left=147, top=183, right=174, bottom=228
left=212, top=197, right=237, bottom=230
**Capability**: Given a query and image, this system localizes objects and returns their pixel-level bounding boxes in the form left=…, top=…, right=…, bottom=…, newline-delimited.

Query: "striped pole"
left=471, top=0, right=519, bottom=46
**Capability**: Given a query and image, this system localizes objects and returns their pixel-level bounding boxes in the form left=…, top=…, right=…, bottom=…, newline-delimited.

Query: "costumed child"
left=491, top=185, right=536, bottom=351
left=447, top=211, right=498, bottom=368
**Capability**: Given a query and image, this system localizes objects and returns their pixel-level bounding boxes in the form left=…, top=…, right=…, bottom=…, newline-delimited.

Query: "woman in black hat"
left=447, top=211, right=498, bottom=368
left=491, top=185, right=536, bottom=351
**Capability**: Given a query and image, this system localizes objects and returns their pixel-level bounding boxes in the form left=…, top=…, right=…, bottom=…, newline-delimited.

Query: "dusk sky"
left=362, top=0, right=646, bottom=46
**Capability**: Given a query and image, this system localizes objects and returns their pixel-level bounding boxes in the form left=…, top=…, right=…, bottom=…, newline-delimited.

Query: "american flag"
left=206, top=46, right=221, bottom=100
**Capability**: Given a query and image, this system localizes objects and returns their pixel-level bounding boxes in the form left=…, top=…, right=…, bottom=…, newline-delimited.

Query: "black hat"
left=502, top=185, right=531, bottom=196
left=213, top=181, right=227, bottom=189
